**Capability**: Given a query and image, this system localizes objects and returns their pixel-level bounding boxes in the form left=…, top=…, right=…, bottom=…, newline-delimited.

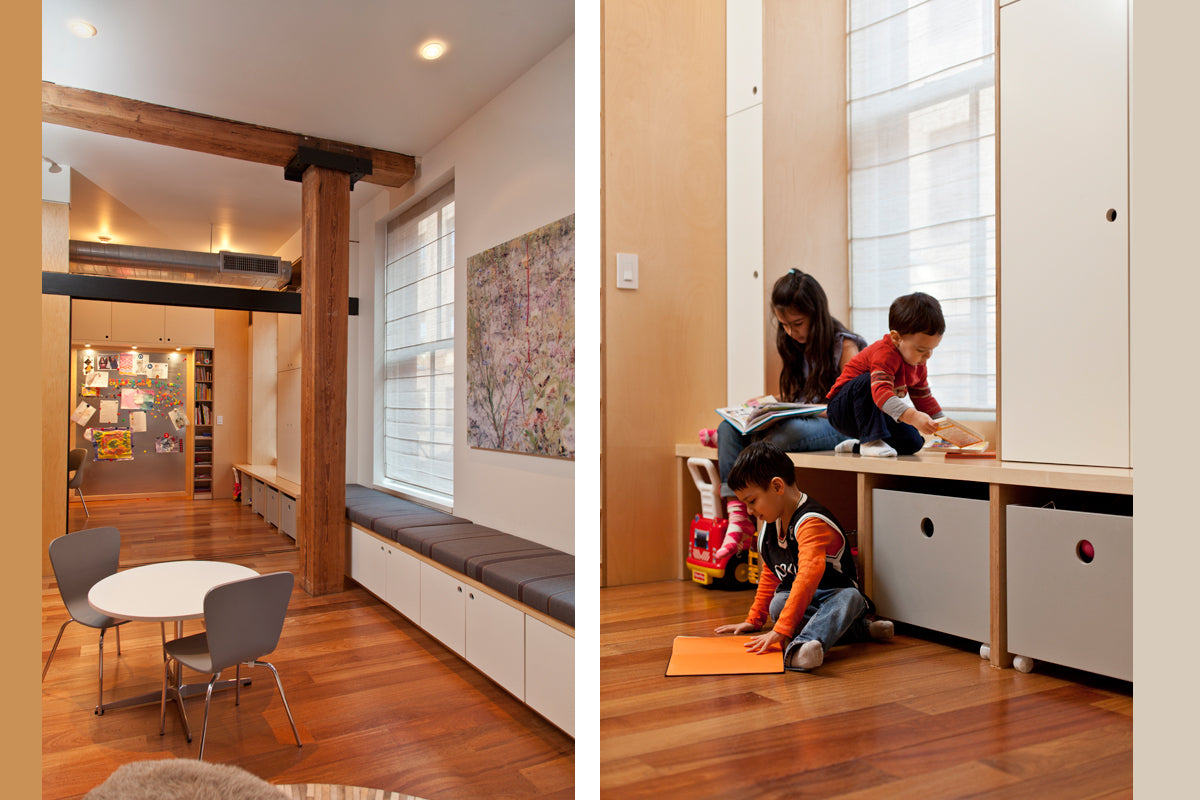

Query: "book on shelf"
left=715, top=395, right=826, bottom=435
left=929, top=417, right=986, bottom=449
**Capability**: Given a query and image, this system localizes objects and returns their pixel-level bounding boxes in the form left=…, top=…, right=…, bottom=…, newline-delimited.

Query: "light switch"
left=616, top=252, right=639, bottom=290
left=216, top=416, right=223, bottom=425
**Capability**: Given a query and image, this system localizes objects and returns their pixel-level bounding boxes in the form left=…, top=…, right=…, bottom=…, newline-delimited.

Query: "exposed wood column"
left=42, top=202, right=70, bottom=574
left=298, top=166, right=350, bottom=595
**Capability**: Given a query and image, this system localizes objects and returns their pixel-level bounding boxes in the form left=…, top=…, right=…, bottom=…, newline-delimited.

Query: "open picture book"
left=715, top=395, right=826, bottom=435
left=929, top=417, right=988, bottom=450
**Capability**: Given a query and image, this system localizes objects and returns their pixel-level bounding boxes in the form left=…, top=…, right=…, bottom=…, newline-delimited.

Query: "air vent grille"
left=219, top=252, right=283, bottom=275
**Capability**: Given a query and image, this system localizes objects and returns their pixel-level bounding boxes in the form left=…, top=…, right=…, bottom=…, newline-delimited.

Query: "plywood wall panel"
left=762, top=0, right=849, bottom=394
left=602, top=0, right=727, bottom=585
left=213, top=310, right=249, bottom=498
left=41, top=202, right=69, bottom=574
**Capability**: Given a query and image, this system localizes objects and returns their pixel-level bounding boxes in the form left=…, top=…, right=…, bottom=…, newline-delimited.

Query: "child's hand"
left=744, top=630, right=787, bottom=654
left=900, top=408, right=938, bottom=435
left=714, top=621, right=758, bottom=635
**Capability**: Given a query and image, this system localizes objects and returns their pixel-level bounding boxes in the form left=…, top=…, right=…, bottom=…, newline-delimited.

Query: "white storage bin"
left=872, top=488, right=990, bottom=643
left=280, top=494, right=296, bottom=539
left=266, top=486, right=280, bottom=527
left=252, top=479, right=266, bottom=517
left=1007, top=504, right=1131, bottom=680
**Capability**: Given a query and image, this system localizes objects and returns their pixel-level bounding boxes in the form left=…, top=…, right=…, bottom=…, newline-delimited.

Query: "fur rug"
left=83, top=759, right=285, bottom=800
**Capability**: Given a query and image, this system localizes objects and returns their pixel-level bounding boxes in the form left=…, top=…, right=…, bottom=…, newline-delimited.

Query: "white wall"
left=351, top=36, right=575, bottom=554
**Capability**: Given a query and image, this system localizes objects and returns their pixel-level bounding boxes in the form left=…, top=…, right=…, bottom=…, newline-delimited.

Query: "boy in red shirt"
left=714, top=441, right=892, bottom=670
left=826, top=292, right=946, bottom=457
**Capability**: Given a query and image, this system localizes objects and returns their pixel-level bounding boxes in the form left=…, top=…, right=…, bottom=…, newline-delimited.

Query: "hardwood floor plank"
left=45, top=498, right=573, bottom=800
left=601, top=580, right=1132, bottom=798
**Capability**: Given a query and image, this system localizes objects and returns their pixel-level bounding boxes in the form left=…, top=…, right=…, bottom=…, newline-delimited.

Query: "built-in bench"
left=676, top=444, right=1133, bottom=681
left=343, top=484, right=574, bottom=735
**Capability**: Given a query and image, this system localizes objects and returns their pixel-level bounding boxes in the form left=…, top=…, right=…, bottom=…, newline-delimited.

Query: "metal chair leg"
left=43, top=619, right=73, bottom=681
left=197, top=673, right=220, bottom=760
left=76, top=487, right=89, bottom=518
left=234, top=663, right=240, bottom=705
left=258, top=660, right=302, bottom=748
left=95, top=627, right=106, bottom=715
left=160, top=656, right=169, bottom=735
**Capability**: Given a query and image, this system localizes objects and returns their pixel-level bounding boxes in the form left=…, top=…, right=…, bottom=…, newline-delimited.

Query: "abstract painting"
left=466, top=214, right=574, bottom=459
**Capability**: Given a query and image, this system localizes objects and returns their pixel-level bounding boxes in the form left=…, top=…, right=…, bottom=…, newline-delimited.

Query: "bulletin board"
left=71, top=349, right=189, bottom=495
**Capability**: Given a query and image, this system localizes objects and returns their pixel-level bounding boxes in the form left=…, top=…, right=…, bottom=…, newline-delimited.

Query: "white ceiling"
left=42, top=0, right=574, bottom=257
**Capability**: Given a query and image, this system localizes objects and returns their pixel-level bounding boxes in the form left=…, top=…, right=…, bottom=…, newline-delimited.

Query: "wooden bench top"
left=234, top=464, right=301, bottom=498
left=674, top=444, right=1133, bottom=495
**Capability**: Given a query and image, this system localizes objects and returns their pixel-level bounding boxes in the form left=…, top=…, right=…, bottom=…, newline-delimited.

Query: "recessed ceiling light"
left=97, top=235, right=111, bottom=243
left=69, top=20, right=97, bottom=38
left=419, top=40, right=446, bottom=60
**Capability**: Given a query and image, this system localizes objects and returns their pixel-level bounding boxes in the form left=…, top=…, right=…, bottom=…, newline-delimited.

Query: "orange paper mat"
left=665, top=635, right=784, bottom=676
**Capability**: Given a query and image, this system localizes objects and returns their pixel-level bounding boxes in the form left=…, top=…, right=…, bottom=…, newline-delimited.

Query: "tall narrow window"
left=848, top=0, right=995, bottom=411
left=383, top=183, right=455, bottom=504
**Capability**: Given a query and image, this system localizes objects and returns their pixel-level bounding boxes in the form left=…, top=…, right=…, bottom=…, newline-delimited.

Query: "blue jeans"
left=768, top=586, right=869, bottom=664
left=826, top=372, right=925, bottom=455
left=717, top=416, right=844, bottom=498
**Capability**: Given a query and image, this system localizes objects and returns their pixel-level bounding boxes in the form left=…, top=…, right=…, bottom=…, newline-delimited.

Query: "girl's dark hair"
left=772, top=270, right=852, bottom=403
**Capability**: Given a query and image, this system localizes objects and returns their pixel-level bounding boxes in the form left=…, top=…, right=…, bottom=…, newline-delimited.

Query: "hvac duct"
left=69, top=241, right=293, bottom=290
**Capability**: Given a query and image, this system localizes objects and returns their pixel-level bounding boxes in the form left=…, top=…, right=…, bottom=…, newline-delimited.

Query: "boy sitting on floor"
left=714, top=441, right=892, bottom=670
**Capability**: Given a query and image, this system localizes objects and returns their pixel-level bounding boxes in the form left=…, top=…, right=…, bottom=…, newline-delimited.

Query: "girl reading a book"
left=705, top=269, right=867, bottom=560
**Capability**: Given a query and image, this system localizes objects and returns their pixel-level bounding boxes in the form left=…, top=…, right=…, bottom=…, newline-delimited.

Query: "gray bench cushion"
left=430, top=532, right=556, bottom=575
left=345, top=485, right=574, bottom=627
left=479, top=554, right=575, bottom=605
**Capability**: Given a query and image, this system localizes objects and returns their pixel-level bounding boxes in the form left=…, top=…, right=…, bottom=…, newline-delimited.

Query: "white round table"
left=87, top=560, right=259, bottom=730
left=89, top=560, right=257, bottom=621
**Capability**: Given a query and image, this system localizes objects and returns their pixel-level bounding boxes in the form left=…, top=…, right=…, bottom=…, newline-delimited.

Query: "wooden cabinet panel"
left=278, top=312, right=302, bottom=371
left=164, top=306, right=214, bottom=347
left=276, top=368, right=301, bottom=484
left=110, top=304, right=166, bottom=345
left=71, top=299, right=112, bottom=343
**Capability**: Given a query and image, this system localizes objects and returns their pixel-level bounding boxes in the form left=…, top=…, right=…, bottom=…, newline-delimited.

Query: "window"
left=383, top=183, right=455, bottom=504
left=848, top=0, right=995, bottom=411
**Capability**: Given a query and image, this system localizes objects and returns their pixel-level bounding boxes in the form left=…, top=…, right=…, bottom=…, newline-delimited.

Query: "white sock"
left=868, top=620, right=894, bottom=640
left=834, top=438, right=858, bottom=454
left=786, top=640, right=824, bottom=670
left=859, top=440, right=897, bottom=458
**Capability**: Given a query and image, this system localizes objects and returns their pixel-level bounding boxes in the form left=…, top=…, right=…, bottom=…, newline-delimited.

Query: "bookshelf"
left=193, top=348, right=214, bottom=498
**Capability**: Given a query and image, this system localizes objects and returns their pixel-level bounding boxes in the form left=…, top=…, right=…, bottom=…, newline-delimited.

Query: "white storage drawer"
left=280, top=494, right=296, bottom=539
left=1007, top=504, right=1132, bottom=680
left=525, top=617, right=574, bottom=736
left=872, top=488, right=990, bottom=643
left=266, top=487, right=280, bottom=527
left=252, top=479, right=266, bottom=517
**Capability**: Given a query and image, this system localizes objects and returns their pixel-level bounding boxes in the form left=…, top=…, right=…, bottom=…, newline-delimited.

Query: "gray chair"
left=161, top=571, right=302, bottom=760
left=67, top=448, right=89, bottom=517
left=44, top=527, right=126, bottom=714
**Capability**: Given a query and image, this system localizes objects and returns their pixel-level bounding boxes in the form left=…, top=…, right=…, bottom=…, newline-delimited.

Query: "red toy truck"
left=684, top=458, right=755, bottom=589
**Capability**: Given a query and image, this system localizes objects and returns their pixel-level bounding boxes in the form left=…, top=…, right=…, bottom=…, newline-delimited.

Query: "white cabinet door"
left=349, top=526, right=387, bottom=600
left=71, top=299, right=112, bottom=343
left=726, top=0, right=763, bottom=116
left=278, top=312, right=302, bottom=371
left=525, top=617, right=574, bottom=736
left=110, top=303, right=167, bottom=346
left=465, top=588, right=525, bottom=699
left=276, top=368, right=301, bottom=485
left=999, top=0, right=1128, bottom=467
left=385, top=546, right=421, bottom=624
left=726, top=103, right=765, bottom=405
left=419, top=563, right=465, bottom=656
left=164, top=306, right=214, bottom=347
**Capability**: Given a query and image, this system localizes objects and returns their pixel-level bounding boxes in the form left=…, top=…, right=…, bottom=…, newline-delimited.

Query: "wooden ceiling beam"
left=42, top=81, right=415, bottom=188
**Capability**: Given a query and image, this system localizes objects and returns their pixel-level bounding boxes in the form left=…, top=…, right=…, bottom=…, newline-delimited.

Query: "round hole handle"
left=920, top=517, right=934, bottom=538
left=1106, top=208, right=1118, bottom=222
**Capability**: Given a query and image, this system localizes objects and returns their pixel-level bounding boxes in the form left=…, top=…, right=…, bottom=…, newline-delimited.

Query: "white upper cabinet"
left=999, top=0, right=1129, bottom=468
left=726, top=0, right=763, bottom=116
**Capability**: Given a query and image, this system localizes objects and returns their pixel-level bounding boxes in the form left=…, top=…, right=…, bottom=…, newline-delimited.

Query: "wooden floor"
left=43, top=498, right=573, bottom=800
left=601, top=581, right=1132, bottom=799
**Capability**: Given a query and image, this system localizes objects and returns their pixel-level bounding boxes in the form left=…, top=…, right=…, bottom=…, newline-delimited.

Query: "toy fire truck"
left=684, top=458, right=755, bottom=589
